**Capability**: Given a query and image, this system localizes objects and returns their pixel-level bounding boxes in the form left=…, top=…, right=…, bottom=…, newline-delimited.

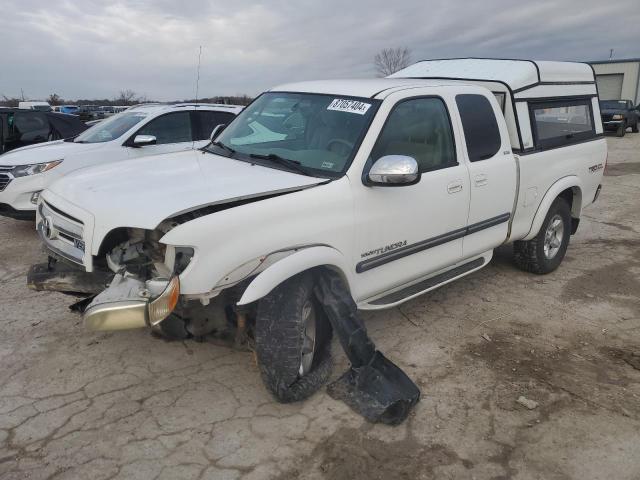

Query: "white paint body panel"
left=37, top=60, right=607, bottom=309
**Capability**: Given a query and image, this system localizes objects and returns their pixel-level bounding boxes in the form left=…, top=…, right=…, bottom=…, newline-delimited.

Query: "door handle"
left=474, top=174, right=488, bottom=187
left=447, top=181, right=463, bottom=194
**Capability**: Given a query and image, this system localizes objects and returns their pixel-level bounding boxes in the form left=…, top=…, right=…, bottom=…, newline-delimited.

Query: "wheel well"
left=558, top=187, right=582, bottom=234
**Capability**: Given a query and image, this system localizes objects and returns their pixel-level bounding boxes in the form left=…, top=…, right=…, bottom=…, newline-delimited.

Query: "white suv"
left=0, top=103, right=243, bottom=219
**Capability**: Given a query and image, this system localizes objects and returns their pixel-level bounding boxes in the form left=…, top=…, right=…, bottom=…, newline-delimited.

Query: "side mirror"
left=365, top=155, right=420, bottom=186
left=210, top=124, right=227, bottom=142
left=132, top=134, right=157, bottom=147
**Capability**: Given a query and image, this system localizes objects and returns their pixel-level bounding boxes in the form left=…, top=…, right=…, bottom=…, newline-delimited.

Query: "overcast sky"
left=1, top=0, right=639, bottom=101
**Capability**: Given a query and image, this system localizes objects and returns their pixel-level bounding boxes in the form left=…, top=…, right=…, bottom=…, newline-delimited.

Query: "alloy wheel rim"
left=543, top=214, right=564, bottom=259
left=299, top=300, right=317, bottom=377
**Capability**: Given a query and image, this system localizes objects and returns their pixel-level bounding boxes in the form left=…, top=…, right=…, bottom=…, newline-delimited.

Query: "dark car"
left=77, top=105, right=106, bottom=122
left=599, top=99, right=639, bottom=137
left=0, top=109, right=89, bottom=154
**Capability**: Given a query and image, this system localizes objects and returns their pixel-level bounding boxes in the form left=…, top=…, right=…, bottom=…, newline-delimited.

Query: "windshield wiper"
left=248, top=153, right=316, bottom=177
left=208, top=141, right=235, bottom=156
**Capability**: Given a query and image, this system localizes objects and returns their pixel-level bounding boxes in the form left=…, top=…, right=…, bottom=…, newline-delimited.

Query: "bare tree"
left=47, top=93, right=63, bottom=105
left=116, top=89, right=138, bottom=105
left=374, top=47, right=412, bottom=77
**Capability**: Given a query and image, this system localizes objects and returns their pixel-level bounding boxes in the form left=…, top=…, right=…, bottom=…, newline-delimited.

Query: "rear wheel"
left=513, top=197, right=571, bottom=274
left=255, top=272, right=332, bottom=402
left=632, top=121, right=639, bottom=133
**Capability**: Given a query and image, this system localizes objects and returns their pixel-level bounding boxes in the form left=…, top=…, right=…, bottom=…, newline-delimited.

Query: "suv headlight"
left=612, top=114, right=623, bottom=120
left=13, top=160, right=63, bottom=177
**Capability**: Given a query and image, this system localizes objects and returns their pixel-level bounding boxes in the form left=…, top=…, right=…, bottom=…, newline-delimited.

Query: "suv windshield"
left=209, top=92, right=379, bottom=177
left=74, top=112, right=147, bottom=143
left=600, top=100, right=628, bottom=109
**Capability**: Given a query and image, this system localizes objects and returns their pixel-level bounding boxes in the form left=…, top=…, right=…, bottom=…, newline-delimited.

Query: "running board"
left=368, top=258, right=485, bottom=306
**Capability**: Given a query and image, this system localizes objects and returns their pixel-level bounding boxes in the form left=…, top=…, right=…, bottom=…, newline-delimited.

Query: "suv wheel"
left=632, top=121, right=639, bottom=133
left=513, top=197, right=571, bottom=274
left=255, top=272, right=332, bottom=402
left=616, top=123, right=626, bottom=137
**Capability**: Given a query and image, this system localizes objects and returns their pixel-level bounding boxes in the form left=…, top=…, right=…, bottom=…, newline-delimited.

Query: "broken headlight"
left=13, top=160, right=63, bottom=177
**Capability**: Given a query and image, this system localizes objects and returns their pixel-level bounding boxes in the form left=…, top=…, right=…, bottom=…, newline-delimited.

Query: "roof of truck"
left=271, top=78, right=463, bottom=98
left=389, top=58, right=595, bottom=92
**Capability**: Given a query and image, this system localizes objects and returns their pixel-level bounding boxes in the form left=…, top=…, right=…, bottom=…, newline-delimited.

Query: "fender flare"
left=522, top=176, right=583, bottom=241
left=237, top=245, right=351, bottom=306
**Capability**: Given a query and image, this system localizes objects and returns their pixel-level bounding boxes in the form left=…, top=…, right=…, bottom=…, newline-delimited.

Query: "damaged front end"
left=30, top=221, right=193, bottom=333
left=83, top=274, right=180, bottom=331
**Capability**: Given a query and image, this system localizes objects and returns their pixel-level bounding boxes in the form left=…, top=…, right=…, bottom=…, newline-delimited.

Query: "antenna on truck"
left=195, top=46, right=202, bottom=106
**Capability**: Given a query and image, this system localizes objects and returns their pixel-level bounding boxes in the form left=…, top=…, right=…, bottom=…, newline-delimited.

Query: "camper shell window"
left=528, top=98, right=595, bottom=150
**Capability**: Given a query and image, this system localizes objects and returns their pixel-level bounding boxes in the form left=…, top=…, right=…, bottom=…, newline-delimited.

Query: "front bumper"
left=0, top=203, right=35, bottom=220
left=603, top=120, right=624, bottom=130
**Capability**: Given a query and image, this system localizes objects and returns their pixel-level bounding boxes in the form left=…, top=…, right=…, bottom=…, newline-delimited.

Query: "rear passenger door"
left=455, top=93, right=517, bottom=258
left=126, top=111, right=195, bottom=159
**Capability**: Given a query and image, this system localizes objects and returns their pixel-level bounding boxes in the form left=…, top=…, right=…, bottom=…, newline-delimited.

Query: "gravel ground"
left=0, top=135, right=638, bottom=480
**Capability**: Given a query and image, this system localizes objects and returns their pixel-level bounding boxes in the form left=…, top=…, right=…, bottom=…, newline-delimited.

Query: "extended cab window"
left=371, top=97, right=456, bottom=173
left=529, top=99, right=594, bottom=149
left=137, top=112, right=192, bottom=145
left=456, top=94, right=501, bottom=162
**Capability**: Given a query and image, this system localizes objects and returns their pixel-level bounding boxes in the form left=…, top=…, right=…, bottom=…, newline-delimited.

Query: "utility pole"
left=609, top=49, right=614, bottom=60
left=20, top=88, right=25, bottom=101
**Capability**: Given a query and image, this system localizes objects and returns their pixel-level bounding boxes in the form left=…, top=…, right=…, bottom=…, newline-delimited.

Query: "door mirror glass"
left=367, top=155, right=420, bottom=186
left=132, top=134, right=157, bottom=147
left=210, top=124, right=226, bottom=142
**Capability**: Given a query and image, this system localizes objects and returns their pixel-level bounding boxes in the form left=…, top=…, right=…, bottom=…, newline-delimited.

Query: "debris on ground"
left=314, top=270, right=420, bottom=425
left=481, top=333, right=492, bottom=342
left=516, top=395, right=539, bottom=410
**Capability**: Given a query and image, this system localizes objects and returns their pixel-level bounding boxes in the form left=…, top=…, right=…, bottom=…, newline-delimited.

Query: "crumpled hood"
left=47, top=149, right=325, bottom=234
left=0, top=140, right=105, bottom=165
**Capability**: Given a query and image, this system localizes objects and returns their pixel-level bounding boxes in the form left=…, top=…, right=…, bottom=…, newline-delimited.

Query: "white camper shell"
left=390, top=58, right=602, bottom=151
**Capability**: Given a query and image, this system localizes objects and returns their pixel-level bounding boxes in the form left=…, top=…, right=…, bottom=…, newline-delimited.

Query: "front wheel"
left=616, top=123, right=626, bottom=137
left=513, top=197, right=571, bottom=274
left=632, top=121, right=639, bottom=133
left=255, top=272, right=332, bottom=402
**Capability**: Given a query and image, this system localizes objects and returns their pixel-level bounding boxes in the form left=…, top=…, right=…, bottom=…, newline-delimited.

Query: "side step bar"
left=369, top=257, right=485, bottom=306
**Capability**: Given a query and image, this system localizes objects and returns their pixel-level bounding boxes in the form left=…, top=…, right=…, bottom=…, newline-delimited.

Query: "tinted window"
left=530, top=99, right=594, bottom=149
left=456, top=94, right=501, bottom=162
left=137, top=112, right=192, bottom=145
left=371, top=97, right=456, bottom=173
left=13, top=112, right=50, bottom=142
left=195, top=111, right=235, bottom=140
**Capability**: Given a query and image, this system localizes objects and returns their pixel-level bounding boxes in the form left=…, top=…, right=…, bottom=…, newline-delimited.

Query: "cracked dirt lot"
left=1, top=136, right=639, bottom=480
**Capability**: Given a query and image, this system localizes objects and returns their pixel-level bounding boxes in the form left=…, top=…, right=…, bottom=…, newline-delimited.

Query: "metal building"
left=589, top=59, right=640, bottom=104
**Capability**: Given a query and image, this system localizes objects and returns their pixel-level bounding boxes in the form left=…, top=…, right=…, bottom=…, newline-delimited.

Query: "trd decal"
left=361, top=240, right=407, bottom=259
left=589, top=163, right=604, bottom=173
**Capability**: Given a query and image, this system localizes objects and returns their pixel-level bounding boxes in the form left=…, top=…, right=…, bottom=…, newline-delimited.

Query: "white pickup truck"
left=31, top=58, right=606, bottom=402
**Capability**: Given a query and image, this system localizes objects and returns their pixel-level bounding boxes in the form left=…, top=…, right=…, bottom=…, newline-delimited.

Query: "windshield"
left=600, top=100, right=627, bottom=109
left=74, top=111, right=147, bottom=143
left=32, top=105, right=52, bottom=112
left=210, top=92, right=379, bottom=177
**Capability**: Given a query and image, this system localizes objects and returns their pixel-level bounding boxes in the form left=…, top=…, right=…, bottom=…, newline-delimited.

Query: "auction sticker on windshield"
left=327, top=99, right=371, bottom=115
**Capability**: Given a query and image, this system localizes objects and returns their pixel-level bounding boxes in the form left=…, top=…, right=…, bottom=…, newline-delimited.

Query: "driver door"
left=351, top=93, right=470, bottom=302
